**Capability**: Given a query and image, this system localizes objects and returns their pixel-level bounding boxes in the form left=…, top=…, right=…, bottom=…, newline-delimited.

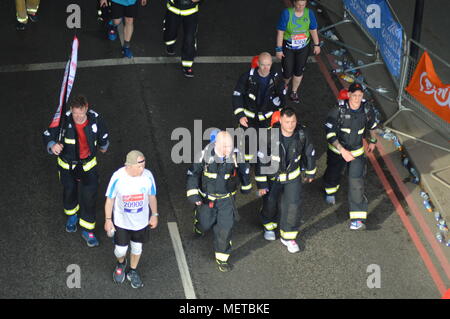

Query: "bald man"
left=232, top=52, right=286, bottom=162
left=186, top=131, right=252, bottom=272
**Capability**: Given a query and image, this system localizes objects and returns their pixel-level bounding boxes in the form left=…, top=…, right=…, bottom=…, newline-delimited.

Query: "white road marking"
left=0, top=56, right=316, bottom=73
left=167, top=222, right=196, bottom=299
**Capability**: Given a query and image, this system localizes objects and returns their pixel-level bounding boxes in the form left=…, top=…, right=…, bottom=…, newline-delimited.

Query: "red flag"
left=49, top=36, right=79, bottom=128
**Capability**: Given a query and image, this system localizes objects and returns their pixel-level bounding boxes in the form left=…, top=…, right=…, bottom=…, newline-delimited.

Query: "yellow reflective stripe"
left=305, top=167, right=317, bottom=175
left=244, top=109, right=256, bottom=118
left=326, top=132, right=336, bottom=139
left=258, top=113, right=266, bottom=121
left=17, top=16, right=28, bottom=23
left=351, top=147, right=365, bottom=157
left=64, top=138, right=76, bottom=144
left=234, top=107, right=245, bottom=115
left=64, top=204, right=80, bottom=216
left=263, top=222, right=278, bottom=231
left=278, top=167, right=300, bottom=182
left=27, top=8, right=38, bottom=14
left=241, top=183, right=252, bottom=191
left=204, top=171, right=217, bottom=179
left=340, top=128, right=351, bottom=134
left=187, top=189, right=199, bottom=197
left=280, top=230, right=298, bottom=240
left=328, top=143, right=341, bottom=155
left=224, top=174, right=231, bottom=180
left=167, top=3, right=199, bottom=16
left=358, top=128, right=365, bottom=134
left=244, top=154, right=254, bottom=161
left=371, top=122, right=378, bottom=129
left=215, top=253, right=230, bottom=262
left=198, top=189, right=236, bottom=201
left=294, top=155, right=302, bottom=162
left=79, top=218, right=96, bottom=230
left=182, top=60, right=193, bottom=67
left=325, top=185, right=340, bottom=194
left=248, top=94, right=256, bottom=101
left=271, top=155, right=281, bottom=162
left=82, top=157, right=97, bottom=172
left=255, top=176, right=267, bottom=182
left=265, top=111, right=273, bottom=118
left=165, top=40, right=176, bottom=45
left=350, top=211, right=367, bottom=219
left=57, top=157, right=71, bottom=170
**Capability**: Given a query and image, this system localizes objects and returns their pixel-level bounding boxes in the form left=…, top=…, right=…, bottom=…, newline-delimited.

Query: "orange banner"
left=405, top=51, right=450, bottom=124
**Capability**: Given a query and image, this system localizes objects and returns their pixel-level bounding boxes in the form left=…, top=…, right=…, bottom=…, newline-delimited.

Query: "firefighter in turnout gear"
left=323, top=83, right=380, bottom=230
left=232, top=52, right=286, bottom=162
left=186, top=131, right=252, bottom=272
left=43, top=95, right=110, bottom=247
left=163, top=0, right=202, bottom=78
left=256, top=107, right=316, bottom=253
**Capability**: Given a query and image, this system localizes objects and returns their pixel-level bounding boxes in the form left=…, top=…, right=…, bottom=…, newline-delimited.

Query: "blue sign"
left=343, top=0, right=403, bottom=79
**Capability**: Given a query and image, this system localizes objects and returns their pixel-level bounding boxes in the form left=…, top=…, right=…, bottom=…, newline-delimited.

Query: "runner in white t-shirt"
left=104, top=150, right=158, bottom=288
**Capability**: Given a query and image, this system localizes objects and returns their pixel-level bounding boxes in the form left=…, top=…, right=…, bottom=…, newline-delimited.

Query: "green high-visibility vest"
left=283, top=7, right=311, bottom=49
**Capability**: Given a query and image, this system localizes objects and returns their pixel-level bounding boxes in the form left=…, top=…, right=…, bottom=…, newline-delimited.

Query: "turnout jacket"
left=43, top=109, right=109, bottom=164
left=324, top=99, right=380, bottom=157
left=167, top=0, right=202, bottom=11
left=232, top=68, right=286, bottom=123
left=255, top=124, right=317, bottom=190
left=186, top=143, right=252, bottom=204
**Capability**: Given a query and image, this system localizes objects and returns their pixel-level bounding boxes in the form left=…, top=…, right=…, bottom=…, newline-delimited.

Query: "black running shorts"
left=281, top=41, right=311, bottom=79
left=114, top=225, right=149, bottom=245
left=110, top=1, right=138, bottom=19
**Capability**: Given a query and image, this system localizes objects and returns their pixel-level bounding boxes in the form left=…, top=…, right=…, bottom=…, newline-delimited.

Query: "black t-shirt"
left=254, top=71, right=270, bottom=106
left=280, top=133, right=296, bottom=169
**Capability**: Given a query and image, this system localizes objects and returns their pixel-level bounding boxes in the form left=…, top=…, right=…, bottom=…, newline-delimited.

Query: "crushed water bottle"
left=331, top=48, right=346, bottom=57
left=379, top=129, right=395, bottom=140
left=107, top=227, right=116, bottom=238
left=324, top=30, right=339, bottom=41
left=436, top=232, right=444, bottom=243
left=420, top=191, right=432, bottom=212
left=392, top=135, right=402, bottom=150
left=446, top=239, right=450, bottom=247
left=434, top=211, right=442, bottom=222
left=437, top=219, right=448, bottom=232
left=409, top=167, right=420, bottom=184
left=402, top=156, right=410, bottom=168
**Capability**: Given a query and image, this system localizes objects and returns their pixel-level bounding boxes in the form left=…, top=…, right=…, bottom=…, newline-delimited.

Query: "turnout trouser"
left=323, top=149, right=368, bottom=220
left=163, top=10, right=198, bottom=68
left=15, top=0, right=40, bottom=23
left=260, top=178, right=303, bottom=240
left=58, top=163, right=99, bottom=231
left=194, top=196, right=236, bottom=262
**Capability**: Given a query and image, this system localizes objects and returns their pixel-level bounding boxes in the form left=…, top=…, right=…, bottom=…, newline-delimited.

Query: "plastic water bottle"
left=409, top=167, right=420, bottom=184
left=437, top=219, right=448, bottom=232
left=434, top=212, right=442, bottom=222
left=332, top=68, right=343, bottom=73
left=392, top=136, right=402, bottom=150
left=331, top=49, right=346, bottom=57
left=446, top=239, right=450, bottom=247
left=107, top=228, right=116, bottom=238
left=402, top=157, right=410, bottom=168
left=379, top=130, right=394, bottom=140
left=423, top=199, right=432, bottom=212
left=436, top=232, right=444, bottom=243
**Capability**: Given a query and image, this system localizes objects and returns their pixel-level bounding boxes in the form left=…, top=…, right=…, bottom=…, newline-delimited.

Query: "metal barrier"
left=317, top=0, right=449, bottom=153
left=318, top=0, right=407, bottom=103
left=384, top=38, right=450, bottom=153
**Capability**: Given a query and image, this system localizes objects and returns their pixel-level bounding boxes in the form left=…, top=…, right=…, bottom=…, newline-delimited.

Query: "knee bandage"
left=130, top=241, right=142, bottom=255
left=114, top=245, right=128, bottom=259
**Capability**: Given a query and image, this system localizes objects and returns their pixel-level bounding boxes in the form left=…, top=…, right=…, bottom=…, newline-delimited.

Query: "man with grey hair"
left=232, top=52, right=286, bottom=162
left=186, top=131, right=252, bottom=272
left=104, top=150, right=158, bottom=288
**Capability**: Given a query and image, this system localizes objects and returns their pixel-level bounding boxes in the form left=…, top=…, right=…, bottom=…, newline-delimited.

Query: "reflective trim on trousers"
left=350, top=211, right=367, bottom=220
left=64, top=204, right=80, bottom=216
left=280, top=230, right=298, bottom=240
left=79, top=218, right=96, bottom=230
left=215, top=252, right=230, bottom=262
left=263, top=222, right=278, bottom=231
left=325, top=185, right=340, bottom=195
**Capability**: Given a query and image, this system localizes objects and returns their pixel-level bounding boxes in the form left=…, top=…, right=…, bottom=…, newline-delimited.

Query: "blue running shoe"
left=108, top=29, right=117, bottom=41
left=81, top=231, right=99, bottom=247
left=65, top=214, right=78, bottom=233
left=122, top=46, right=133, bottom=58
